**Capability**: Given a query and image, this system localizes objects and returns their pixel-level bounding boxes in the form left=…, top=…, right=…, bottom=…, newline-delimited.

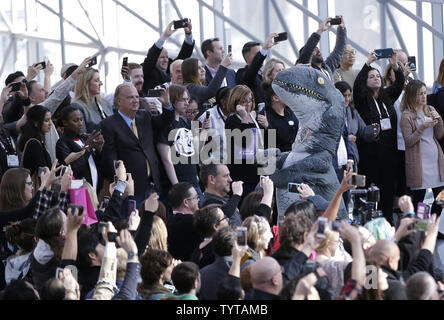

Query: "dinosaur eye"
left=317, top=77, right=324, bottom=85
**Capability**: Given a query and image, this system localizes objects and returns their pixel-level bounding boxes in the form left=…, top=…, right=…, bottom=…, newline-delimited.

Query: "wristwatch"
left=127, top=251, right=137, bottom=260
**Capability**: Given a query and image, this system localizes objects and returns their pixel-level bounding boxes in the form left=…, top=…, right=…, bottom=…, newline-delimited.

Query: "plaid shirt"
left=34, top=188, right=69, bottom=219
left=336, top=279, right=363, bottom=300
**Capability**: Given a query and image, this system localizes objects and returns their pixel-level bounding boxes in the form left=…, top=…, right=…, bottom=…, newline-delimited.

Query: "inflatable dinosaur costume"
left=270, top=65, right=348, bottom=219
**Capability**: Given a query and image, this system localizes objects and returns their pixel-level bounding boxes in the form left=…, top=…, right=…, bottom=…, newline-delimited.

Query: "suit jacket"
left=199, top=256, right=233, bottom=300
left=142, top=40, right=195, bottom=94
left=100, top=108, right=174, bottom=201
left=55, top=130, right=103, bottom=190
left=235, top=50, right=267, bottom=105
left=204, top=65, right=236, bottom=88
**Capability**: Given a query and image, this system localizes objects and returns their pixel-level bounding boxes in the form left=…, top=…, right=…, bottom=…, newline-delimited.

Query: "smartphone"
left=317, top=217, right=328, bottom=238
left=9, top=81, right=22, bottom=92
left=147, top=89, right=163, bottom=97
left=102, top=196, right=110, bottom=208
left=375, top=48, right=394, bottom=59
left=330, top=17, right=342, bottom=25
left=351, top=175, right=366, bottom=187
left=415, top=219, right=428, bottom=231
left=68, top=204, right=84, bottom=216
left=128, top=199, right=137, bottom=215
left=407, top=56, right=416, bottom=71
left=55, top=267, right=64, bottom=279
left=38, top=167, right=45, bottom=177
left=107, top=232, right=119, bottom=242
left=236, top=227, right=247, bottom=248
left=205, top=110, right=210, bottom=119
left=228, top=45, right=232, bottom=54
left=416, top=202, right=430, bottom=220
left=35, top=61, right=46, bottom=70
left=331, top=220, right=342, bottom=232
left=274, top=32, right=288, bottom=43
left=288, top=182, right=301, bottom=193
left=87, top=56, right=97, bottom=68
left=122, top=57, right=128, bottom=68
left=174, top=18, right=189, bottom=29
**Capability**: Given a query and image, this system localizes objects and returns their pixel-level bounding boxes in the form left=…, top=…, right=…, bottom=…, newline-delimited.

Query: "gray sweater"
left=186, top=65, right=228, bottom=106
left=71, top=97, right=113, bottom=133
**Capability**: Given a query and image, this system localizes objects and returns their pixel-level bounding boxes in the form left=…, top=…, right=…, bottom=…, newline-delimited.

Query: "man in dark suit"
left=235, top=33, right=279, bottom=105
left=201, top=37, right=236, bottom=88
left=142, top=19, right=195, bottom=94
left=100, top=83, right=174, bottom=204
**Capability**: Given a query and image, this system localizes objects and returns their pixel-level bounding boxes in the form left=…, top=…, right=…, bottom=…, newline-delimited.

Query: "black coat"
left=235, top=50, right=267, bottom=105
left=21, top=138, right=52, bottom=177
left=100, top=109, right=174, bottom=201
left=56, top=130, right=103, bottom=190
left=142, top=40, right=195, bottom=93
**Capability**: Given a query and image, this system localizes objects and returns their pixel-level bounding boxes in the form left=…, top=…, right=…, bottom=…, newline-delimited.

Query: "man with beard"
left=296, top=16, right=347, bottom=82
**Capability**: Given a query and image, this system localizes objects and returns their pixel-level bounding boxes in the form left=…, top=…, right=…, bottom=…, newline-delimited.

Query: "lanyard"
left=373, top=97, right=389, bottom=119
left=0, top=129, right=16, bottom=155
left=217, top=106, right=227, bottom=123
left=95, top=98, right=107, bottom=120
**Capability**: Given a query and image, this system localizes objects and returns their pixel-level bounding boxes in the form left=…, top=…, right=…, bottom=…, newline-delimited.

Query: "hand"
left=220, top=53, right=232, bottom=68
left=66, top=205, right=85, bottom=233
left=317, top=17, right=332, bottom=34
left=437, top=189, right=444, bottom=207
left=367, top=51, right=378, bottom=66
left=423, top=118, right=438, bottom=128
left=61, top=165, right=73, bottom=192
left=261, top=176, right=274, bottom=196
left=184, top=18, right=192, bottom=34
left=298, top=183, right=315, bottom=198
left=348, top=134, right=357, bottom=143
left=26, top=64, right=40, bottom=81
left=256, top=114, right=269, bottom=129
left=235, top=104, right=248, bottom=118
left=128, top=210, right=140, bottom=231
left=231, top=181, right=244, bottom=196
left=302, top=220, right=324, bottom=255
left=0, top=86, right=12, bottom=104
left=398, top=195, right=414, bottom=213
left=121, top=66, right=130, bottom=81
left=388, top=50, right=399, bottom=70
left=44, top=60, right=54, bottom=76
left=157, top=88, right=170, bottom=107
left=38, top=166, right=51, bottom=191
left=371, top=123, right=380, bottom=137
left=337, top=15, right=345, bottom=29
left=71, top=57, right=93, bottom=80
left=116, top=229, right=138, bottom=255
left=425, top=214, right=440, bottom=239
left=115, top=160, right=127, bottom=181
left=147, top=100, right=160, bottom=114
left=16, top=81, right=29, bottom=100
left=430, top=110, right=441, bottom=120
left=64, top=150, right=86, bottom=165
left=346, top=161, right=354, bottom=173
left=160, top=21, right=177, bottom=41
left=341, top=169, right=357, bottom=193
left=61, top=268, right=80, bottom=300
left=44, top=161, right=62, bottom=189
left=263, top=33, right=279, bottom=50
left=102, top=221, right=118, bottom=244
left=231, top=241, right=248, bottom=262
left=292, top=273, right=319, bottom=300
left=144, top=192, right=159, bottom=212
left=338, top=220, right=361, bottom=244
left=394, top=217, right=416, bottom=242
left=85, top=130, right=102, bottom=150
left=125, top=173, right=135, bottom=197
left=202, top=118, right=212, bottom=130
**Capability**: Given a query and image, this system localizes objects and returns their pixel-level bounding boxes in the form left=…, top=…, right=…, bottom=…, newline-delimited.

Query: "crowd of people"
left=0, top=15, right=443, bottom=301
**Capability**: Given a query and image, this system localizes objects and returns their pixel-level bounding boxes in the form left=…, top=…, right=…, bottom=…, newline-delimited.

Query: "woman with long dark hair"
left=353, top=51, right=404, bottom=224
left=401, top=80, right=444, bottom=213
left=19, top=105, right=52, bottom=179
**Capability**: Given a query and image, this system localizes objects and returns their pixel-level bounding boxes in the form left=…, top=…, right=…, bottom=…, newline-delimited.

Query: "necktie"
left=131, top=120, right=150, bottom=176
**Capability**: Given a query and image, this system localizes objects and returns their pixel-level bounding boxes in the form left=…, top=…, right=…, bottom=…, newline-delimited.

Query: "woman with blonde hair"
left=400, top=79, right=444, bottom=213
left=262, top=58, right=285, bottom=86
left=72, top=69, right=113, bottom=133
left=146, top=215, right=168, bottom=252
left=225, top=85, right=267, bottom=199
left=240, top=215, right=273, bottom=269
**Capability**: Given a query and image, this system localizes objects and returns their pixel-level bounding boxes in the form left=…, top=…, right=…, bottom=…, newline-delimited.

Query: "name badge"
left=7, top=155, right=19, bottom=167
left=380, top=118, right=392, bottom=131
left=288, top=121, right=294, bottom=126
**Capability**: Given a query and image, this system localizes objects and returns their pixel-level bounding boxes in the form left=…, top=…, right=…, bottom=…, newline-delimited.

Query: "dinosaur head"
left=272, top=66, right=345, bottom=156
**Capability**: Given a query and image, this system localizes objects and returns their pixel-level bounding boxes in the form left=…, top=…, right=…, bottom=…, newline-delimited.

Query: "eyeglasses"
left=25, top=181, right=34, bottom=187
left=185, top=109, right=198, bottom=114
left=217, top=215, right=229, bottom=224
left=186, top=195, right=200, bottom=201
left=344, top=49, right=356, bottom=55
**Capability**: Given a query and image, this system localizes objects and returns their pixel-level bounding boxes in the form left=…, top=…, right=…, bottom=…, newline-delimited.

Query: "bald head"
left=406, top=272, right=439, bottom=300
left=369, top=239, right=400, bottom=270
left=397, top=50, right=408, bottom=65
left=250, top=257, right=283, bottom=295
